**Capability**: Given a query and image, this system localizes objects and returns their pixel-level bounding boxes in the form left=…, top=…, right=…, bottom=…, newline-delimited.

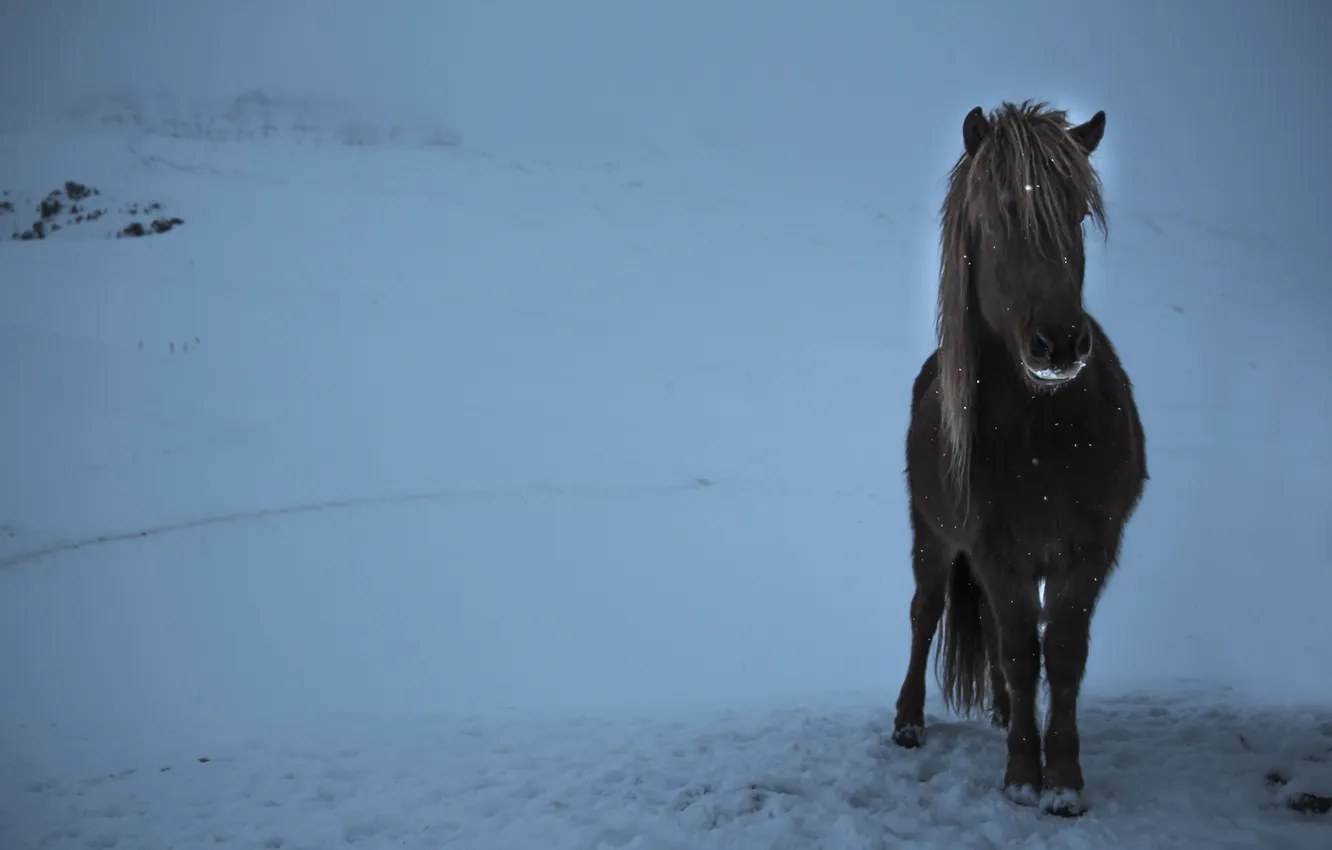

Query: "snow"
left=2, top=1, right=1331, bottom=848
left=5, top=690, right=1331, bottom=850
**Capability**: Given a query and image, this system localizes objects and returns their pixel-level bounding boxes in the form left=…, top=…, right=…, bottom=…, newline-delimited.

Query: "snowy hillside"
left=2, top=1, right=1331, bottom=848
left=59, top=89, right=461, bottom=150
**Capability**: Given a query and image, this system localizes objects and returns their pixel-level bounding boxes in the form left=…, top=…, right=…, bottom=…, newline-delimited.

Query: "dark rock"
left=1266, top=769, right=1330, bottom=815
left=1289, top=792, right=1332, bottom=815
left=0, top=183, right=184, bottom=242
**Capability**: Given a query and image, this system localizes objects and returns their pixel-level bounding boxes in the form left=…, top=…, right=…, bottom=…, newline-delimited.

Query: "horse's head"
left=947, top=101, right=1108, bottom=392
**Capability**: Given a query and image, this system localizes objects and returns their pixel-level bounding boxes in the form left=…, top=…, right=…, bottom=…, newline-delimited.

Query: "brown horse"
left=890, top=101, right=1147, bottom=818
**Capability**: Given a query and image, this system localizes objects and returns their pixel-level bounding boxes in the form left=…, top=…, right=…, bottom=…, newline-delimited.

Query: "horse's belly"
left=904, top=394, right=968, bottom=540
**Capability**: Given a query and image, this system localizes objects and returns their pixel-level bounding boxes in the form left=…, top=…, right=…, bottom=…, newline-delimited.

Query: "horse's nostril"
left=1075, top=324, right=1093, bottom=359
left=1029, top=330, right=1053, bottom=363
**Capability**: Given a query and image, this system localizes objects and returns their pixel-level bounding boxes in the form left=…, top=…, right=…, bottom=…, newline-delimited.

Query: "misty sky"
left=3, top=2, right=1328, bottom=211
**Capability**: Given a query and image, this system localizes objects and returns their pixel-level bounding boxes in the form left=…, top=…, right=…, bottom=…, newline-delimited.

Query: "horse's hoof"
left=1003, top=783, right=1041, bottom=808
left=890, top=723, right=925, bottom=749
left=1040, top=787, right=1085, bottom=818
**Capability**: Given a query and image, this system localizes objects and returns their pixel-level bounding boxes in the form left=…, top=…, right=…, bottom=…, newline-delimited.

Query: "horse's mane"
left=935, top=100, right=1109, bottom=495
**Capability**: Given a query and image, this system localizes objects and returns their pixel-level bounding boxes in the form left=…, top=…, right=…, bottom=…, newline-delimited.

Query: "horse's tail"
left=936, top=551, right=990, bottom=717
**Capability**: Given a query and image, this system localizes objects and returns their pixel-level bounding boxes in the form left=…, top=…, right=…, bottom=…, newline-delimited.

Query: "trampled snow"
left=2, top=2, right=1331, bottom=848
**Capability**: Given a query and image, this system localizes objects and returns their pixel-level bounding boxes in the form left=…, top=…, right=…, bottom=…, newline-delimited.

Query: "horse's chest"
left=972, top=431, right=1104, bottom=548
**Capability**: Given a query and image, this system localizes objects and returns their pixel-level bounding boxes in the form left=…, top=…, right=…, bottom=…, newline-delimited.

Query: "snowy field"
left=3, top=2, right=1332, bottom=848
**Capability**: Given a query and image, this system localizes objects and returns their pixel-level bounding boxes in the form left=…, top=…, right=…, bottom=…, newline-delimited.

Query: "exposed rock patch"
left=3, top=181, right=185, bottom=242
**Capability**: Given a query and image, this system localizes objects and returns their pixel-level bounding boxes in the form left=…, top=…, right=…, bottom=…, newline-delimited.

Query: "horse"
left=889, top=101, right=1148, bottom=818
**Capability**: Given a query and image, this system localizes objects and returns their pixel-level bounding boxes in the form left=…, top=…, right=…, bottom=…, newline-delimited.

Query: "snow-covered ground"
left=2, top=2, right=1331, bottom=848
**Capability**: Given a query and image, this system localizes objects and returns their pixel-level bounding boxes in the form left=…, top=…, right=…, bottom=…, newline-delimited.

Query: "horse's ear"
left=1069, top=110, right=1106, bottom=154
left=963, top=106, right=989, bottom=157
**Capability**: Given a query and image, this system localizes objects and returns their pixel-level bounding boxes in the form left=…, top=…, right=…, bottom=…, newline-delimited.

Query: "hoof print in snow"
left=673, top=783, right=714, bottom=812
left=2, top=182, right=182, bottom=242
left=675, top=781, right=790, bottom=826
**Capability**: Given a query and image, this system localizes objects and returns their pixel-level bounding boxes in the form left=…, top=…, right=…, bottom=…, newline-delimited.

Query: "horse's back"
left=911, top=349, right=940, bottom=415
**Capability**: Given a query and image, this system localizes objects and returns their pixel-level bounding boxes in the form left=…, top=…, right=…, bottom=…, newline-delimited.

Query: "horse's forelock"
left=966, top=102, right=1108, bottom=257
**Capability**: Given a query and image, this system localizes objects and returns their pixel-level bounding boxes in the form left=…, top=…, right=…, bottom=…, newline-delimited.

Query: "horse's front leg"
left=1040, top=552, right=1113, bottom=817
left=973, top=560, right=1044, bottom=804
